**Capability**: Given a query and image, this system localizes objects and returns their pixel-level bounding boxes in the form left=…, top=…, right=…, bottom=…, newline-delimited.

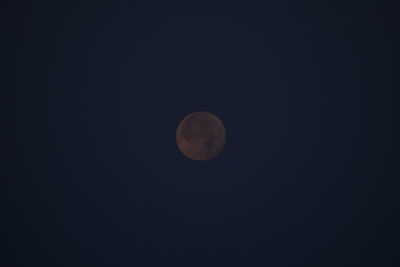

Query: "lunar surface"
left=176, top=112, right=226, bottom=161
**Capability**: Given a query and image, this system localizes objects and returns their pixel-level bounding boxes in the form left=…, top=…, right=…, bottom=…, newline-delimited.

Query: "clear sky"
left=3, top=1, right=399, bottom=266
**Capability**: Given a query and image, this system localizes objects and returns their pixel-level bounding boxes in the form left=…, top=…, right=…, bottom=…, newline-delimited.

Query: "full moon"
left=176, top=112, right=226, bottom=161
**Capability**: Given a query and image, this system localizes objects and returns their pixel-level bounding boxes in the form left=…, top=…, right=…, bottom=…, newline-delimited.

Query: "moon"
left=176, top=112, right=226, bottom=161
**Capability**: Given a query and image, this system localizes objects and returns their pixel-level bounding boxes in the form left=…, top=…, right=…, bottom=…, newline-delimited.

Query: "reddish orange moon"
left=176, top=112, right=226, bottom=161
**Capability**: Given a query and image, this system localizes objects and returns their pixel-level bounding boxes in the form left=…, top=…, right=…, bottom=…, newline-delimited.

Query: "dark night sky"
left=2, top=1, right=400, bottom=266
